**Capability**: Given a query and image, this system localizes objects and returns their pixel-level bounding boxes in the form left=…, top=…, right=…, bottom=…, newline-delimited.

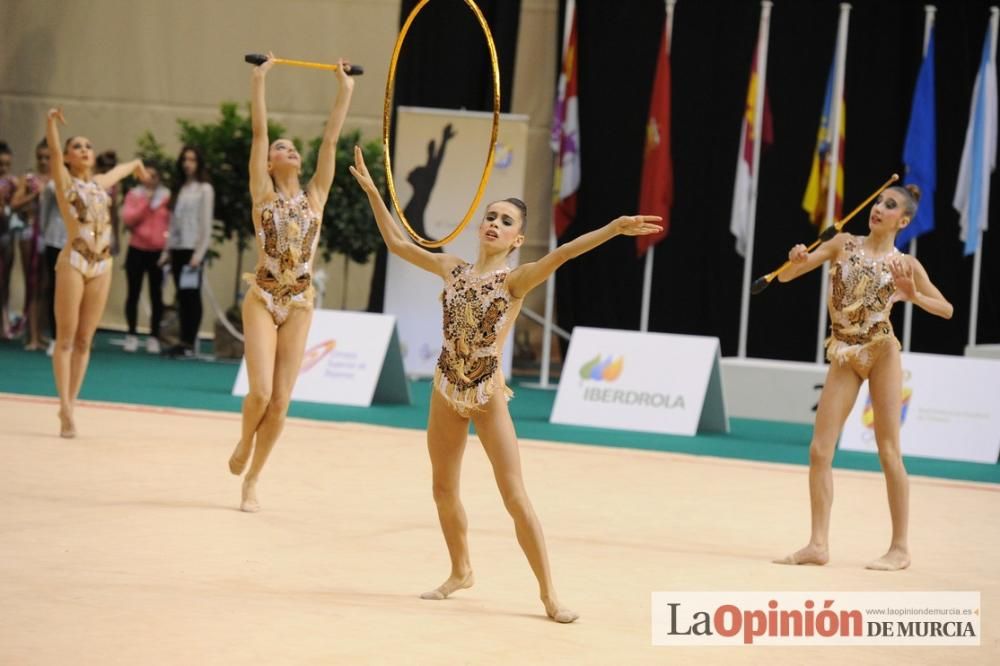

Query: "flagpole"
left=537, top=225, right=557, bottom=387
left=536, top=0, right=578, bottom=389
left=816, top=3, right=852, bottom=363
left=639, top=0, right=676, bottom=333
left=970, top=234, right=984, bottom=348
left=903, top=5, right=936, bottom=353
left=737, top=1, right=773, bottom=358
left=969, top=6, right=999, bottom=349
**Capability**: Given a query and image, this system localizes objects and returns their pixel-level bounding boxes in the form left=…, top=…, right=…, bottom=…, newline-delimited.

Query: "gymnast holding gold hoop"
left=347, top=0, right=662, bottom=623
left=352, top=148, right=661, bottom=622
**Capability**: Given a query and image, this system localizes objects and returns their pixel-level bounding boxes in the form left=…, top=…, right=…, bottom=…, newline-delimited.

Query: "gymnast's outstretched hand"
left=612, top=214, right=663, bottom=236
left=348, top=145, right=377, bottom=195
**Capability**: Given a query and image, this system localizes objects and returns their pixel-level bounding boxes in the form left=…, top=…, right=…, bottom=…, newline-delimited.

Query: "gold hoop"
left=383, top=0, right=501, bottom=248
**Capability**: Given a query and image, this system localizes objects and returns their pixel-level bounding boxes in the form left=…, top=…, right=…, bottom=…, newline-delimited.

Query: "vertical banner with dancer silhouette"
left=385, top=107, right=529, bottom=376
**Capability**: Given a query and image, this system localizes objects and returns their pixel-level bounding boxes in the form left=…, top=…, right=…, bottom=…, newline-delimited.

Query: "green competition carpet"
left=3, top=331, right=998, bottom=484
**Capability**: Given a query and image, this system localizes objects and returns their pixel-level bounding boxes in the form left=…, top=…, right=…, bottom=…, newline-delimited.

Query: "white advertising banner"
left=385, top=107, right=528, bottom=376
left=840, top=352, right=1000, bottom=463
left=551, top=327, right=728, bottom=436
left=720, top=358, right=828, bottom=425
left=232, top=309, right=409, bottom=407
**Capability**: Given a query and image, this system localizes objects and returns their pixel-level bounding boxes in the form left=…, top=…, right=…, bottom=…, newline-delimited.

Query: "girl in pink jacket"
left=121, top=164, right=169, bottom=353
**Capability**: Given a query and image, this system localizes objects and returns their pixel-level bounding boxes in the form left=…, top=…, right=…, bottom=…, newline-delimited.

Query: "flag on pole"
left=636, top=21, right=673, bottom=258
left=551, top=0, right=581, bottom=238
left=730, top=44, right=774, bottom=257
left=897, top=27, right=937, bottom=249
left=802, top=62, right=845, bottom=230
left=954, top=22, right=997, bottom=256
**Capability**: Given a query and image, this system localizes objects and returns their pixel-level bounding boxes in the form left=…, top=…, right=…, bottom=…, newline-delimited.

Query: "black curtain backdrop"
left=555, top=0, right=1000, bottom=361
left=367, top=0, right=521, bottom=312
left=369, top=0, right=999, bottom=360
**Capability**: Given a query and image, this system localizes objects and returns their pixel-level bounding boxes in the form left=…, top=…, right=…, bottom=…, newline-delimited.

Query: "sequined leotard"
left=826, top=235, right=902, bottom=379
left=63, top=177, right=112, bottom=279
left=435, top=262, right=516, bottom=415
left=243, top=191, right=321, bottom=325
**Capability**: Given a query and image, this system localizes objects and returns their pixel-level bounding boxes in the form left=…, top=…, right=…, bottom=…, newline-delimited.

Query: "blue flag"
left=898, top=29, right=936, bottom=249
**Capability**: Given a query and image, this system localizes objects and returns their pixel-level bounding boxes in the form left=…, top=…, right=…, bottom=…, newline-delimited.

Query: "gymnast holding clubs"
left=227, top=52, right=355, bottom=512
left=45, top=108, right=150, bottom=438
left=350, top=145, right=661, bottom=623
left=773, top=183, right=952, bottom=571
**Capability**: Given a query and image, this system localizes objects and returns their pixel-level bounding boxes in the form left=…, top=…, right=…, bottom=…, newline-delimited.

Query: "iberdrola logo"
left=862, top=385, right=913, bottom=428
left=579, top=354, right=624, bottom=381
left=299, top=339, right=337, bottom=374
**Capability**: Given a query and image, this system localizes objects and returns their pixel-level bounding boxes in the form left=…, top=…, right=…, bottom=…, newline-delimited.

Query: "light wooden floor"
left=2, top=393, right=998, bottom=665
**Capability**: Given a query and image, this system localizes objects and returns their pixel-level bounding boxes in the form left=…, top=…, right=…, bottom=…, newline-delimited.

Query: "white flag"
left=730, top=38, right=772, bottom=258
left=730, top=121, right=752, bottom=257
left=954, top=19, right=998, bottom=256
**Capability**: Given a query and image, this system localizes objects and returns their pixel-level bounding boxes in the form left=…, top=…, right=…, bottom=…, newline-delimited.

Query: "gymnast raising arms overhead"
left=227, top=52, right=355, bottom=512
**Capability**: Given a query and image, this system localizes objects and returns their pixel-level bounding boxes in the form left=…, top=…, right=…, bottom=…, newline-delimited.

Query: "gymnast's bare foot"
left=420, top=570, right=474, bottom=600
left=543, top=596, right=579, bottom=623
left=865, top=547, right=910, bottom=571
left=773, top=543, right=829, bottom=566
left=240, top=477, right=260, bottom=513
left=58, top=408, right=76, bottom=439
left=229, top=439, right=252, bottom=475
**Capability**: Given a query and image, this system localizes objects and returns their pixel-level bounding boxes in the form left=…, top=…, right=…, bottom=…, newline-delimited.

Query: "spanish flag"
left=636, top=19, right=673, bottom=258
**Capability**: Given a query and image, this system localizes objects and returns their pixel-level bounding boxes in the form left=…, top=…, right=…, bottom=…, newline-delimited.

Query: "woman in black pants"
left=40, top=172, right=66, bottom=356
left=162, top=146, right=213, bottom=357
left=121, top=165, right=169, bottom=353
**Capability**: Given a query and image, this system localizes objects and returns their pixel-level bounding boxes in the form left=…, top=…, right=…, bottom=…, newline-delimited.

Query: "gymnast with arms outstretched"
left=350, top=145, right=661, bottom=622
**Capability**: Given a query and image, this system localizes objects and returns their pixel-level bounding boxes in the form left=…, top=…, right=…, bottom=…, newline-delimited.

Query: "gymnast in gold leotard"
left=825, top=233, right=902, bottom=379
left=63, top=177, right=113, bottom=280
left=227, top=52, right=355, bottom=513
left=45, top=108, right=150, bottom=438
left=774, top=184, right=953, bottom=572
left=350, top=144, right=663, bottom=624
left=243, top=189, right=320, bottom=326
left=434, top=260, right=516, bottom=416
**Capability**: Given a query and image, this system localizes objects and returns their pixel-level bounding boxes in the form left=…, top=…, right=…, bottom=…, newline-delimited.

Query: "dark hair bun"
left=904, top=184, right=922, bottom=203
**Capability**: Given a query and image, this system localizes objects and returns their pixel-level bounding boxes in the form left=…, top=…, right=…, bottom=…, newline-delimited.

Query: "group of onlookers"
left=0, top=139, right=214, bottom=357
